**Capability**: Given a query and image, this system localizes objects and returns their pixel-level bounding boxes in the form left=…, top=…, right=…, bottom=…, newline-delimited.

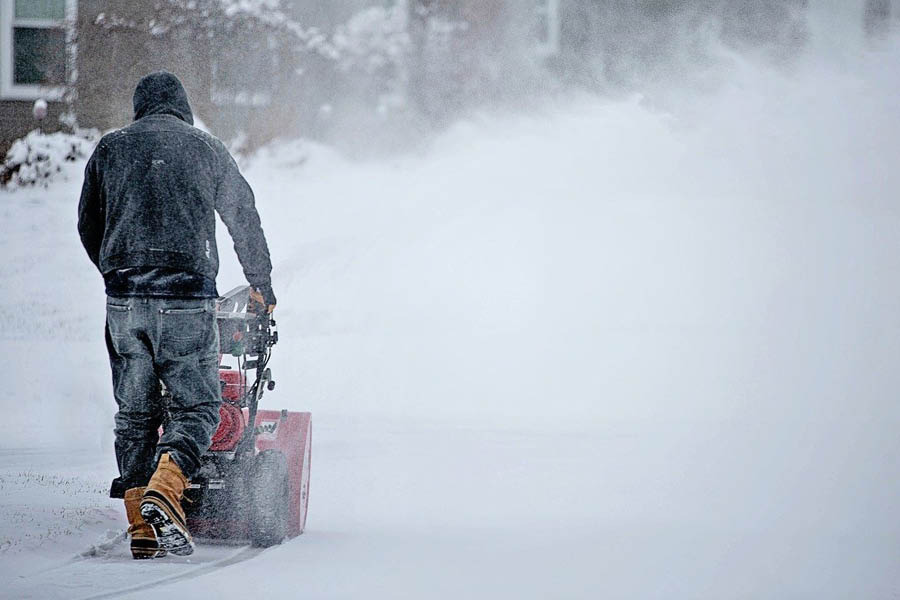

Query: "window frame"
left=534, top=0, right=560, bottom=57
left=0, top=0, right=77, bottom=101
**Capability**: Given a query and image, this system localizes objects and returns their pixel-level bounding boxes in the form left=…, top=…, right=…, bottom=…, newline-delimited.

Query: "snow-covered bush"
left=1, top=129, right=99, bottom=190
left=332, top=6, right=410, bottom=115
left=333, top=7, right=408, bottom=75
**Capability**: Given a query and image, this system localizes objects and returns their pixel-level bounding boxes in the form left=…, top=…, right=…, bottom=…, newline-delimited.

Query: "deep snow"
left=1, top=29, right=900, bottom=600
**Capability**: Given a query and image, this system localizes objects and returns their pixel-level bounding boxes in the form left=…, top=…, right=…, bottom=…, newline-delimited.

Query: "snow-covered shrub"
left=1, top=129, right=99, bottom=190
left=333, top=7, right=408, bottom=76
left=332, top=6, right=410, bottom=115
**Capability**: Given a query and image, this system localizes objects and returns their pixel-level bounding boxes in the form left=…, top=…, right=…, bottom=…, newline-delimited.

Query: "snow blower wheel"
left=248, top=449, right=290, bottom=547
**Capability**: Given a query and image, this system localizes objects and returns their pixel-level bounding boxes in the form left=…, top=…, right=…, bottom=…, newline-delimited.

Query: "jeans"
left=105, top=296, right=221, bottom=497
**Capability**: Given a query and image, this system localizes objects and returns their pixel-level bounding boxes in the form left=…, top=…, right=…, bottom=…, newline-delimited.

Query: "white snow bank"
left=1, top=129, right=99, bottom=190
left=228, top=37, right=900, bottom=430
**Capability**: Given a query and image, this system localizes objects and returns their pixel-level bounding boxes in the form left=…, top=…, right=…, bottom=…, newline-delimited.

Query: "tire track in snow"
left=74, top=545, right=264, bottom=600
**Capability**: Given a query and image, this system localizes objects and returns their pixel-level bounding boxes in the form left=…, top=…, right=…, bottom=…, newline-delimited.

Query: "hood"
left=132, top=71, right=194, bottom=125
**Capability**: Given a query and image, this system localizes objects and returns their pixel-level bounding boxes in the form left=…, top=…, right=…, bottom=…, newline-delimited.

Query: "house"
left=0, top=0, right=76, bottom=151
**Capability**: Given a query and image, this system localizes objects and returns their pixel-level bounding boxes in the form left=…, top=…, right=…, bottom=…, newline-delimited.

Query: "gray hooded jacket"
left=78, top=71, right=275, bottom=304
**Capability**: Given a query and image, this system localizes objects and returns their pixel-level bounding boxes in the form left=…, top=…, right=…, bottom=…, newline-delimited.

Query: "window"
left=534, top=0, right=560, bottom=56
left=0, top=0, right=76, bottom=100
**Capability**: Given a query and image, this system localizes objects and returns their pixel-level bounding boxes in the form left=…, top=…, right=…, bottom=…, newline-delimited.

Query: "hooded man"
left=78, top=71, right=276, bottom=558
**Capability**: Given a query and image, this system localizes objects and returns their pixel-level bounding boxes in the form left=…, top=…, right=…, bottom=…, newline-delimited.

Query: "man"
left=78, top=71, right=276, bottom=559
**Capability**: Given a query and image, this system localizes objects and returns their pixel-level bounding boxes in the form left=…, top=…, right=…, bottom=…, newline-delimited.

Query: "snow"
left=1, top=31, right=899, bottom=600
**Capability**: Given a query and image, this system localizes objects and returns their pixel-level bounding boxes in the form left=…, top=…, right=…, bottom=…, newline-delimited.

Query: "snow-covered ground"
left=2, top=36, right=900, bottom=599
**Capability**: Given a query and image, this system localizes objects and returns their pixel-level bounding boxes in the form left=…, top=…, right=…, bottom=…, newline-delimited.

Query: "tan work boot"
left=125, top=487, right=165, bottom=559
left=140, top=453, right=194, bottom=556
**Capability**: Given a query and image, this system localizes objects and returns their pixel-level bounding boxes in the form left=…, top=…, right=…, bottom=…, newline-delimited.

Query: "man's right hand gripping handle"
left=249, top=286, right=276, bottom=314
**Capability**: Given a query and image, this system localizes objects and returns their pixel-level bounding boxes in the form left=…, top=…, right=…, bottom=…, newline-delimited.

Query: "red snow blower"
left=168, top=285, right=311, bottom=547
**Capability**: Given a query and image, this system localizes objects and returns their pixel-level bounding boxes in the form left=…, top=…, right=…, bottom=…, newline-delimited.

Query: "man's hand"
left=249, top=287, right=276, bottom=314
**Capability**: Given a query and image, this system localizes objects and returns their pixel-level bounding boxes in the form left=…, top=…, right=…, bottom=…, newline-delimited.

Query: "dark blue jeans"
left=105, top=297, right=221, bottom=496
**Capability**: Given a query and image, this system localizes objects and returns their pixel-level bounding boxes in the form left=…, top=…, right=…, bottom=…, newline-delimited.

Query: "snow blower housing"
left=169, top=285, right=311, bottom=547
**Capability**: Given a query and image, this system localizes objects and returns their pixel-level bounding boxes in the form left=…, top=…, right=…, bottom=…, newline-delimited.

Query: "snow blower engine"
left=165, top=285, right=311, bottom=547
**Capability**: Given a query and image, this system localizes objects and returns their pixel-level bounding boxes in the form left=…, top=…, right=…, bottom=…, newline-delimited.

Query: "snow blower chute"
left=163, top=285, right=311, bottom=547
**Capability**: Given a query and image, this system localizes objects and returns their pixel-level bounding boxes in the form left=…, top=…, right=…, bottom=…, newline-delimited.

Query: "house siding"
left=0, top=101, right=68, bottom=157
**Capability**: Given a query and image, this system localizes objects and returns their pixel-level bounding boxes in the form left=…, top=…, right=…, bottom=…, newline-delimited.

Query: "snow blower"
left=163, top=285, right=311, bottom=547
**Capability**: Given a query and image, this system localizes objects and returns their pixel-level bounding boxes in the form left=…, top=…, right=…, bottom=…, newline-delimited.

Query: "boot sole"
left=131, top=540, right=167, bottom=560
left=140, top=498, right=194, bottom=557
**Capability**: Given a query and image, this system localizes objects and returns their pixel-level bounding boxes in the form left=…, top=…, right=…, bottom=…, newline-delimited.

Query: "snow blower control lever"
left=220, top=289, right=278, bottom=360
left=215, top=286, right=278, bottom=454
